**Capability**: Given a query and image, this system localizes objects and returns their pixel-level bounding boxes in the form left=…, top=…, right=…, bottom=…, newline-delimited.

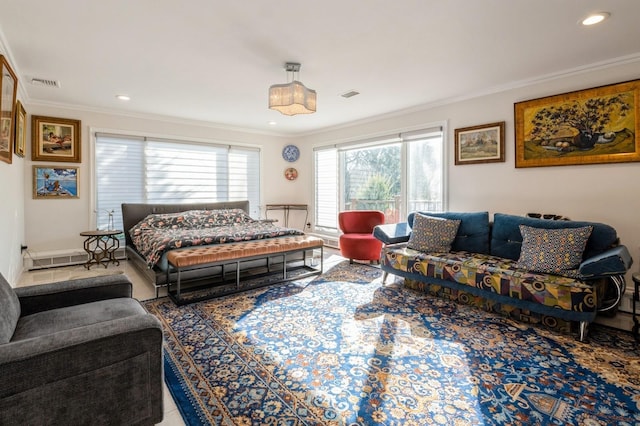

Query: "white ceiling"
left=1, top=1, right=639, bottom=136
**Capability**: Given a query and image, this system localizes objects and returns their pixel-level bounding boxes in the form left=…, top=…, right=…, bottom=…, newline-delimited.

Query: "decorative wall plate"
left=284, top=167, right=298, bottom=181
left=282, top=144, right=300, bottom=162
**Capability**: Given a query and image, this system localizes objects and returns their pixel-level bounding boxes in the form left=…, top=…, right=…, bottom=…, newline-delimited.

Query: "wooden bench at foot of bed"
left=166, top=235, right=324, bottom=305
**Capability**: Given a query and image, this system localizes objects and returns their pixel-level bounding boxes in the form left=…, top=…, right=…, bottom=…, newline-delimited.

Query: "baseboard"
left=23, top=248, right=127, bottom=270
left=594, top=311, right=635, bottom=333
left=309, top=233, right=339, bottom=249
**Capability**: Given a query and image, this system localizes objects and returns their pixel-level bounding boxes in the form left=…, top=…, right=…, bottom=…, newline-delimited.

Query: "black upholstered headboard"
left=121, top=201, right=250, bottom=247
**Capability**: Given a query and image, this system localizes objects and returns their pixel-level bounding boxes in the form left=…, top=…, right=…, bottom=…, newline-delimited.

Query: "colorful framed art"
left=454, top=121, right=505, bottom=165
left=515, top=79, right=640, bottom=168
left=14, top=100, right=26, bottom=157
left=0, top=55, right=18, bottom=164
left=32, top=115, right=81, bottom=162
left=33, top=165, right=79, bottom=199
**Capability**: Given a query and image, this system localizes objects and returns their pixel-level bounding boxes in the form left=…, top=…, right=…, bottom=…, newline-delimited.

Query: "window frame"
left=313, top=122, right=447, bottom=235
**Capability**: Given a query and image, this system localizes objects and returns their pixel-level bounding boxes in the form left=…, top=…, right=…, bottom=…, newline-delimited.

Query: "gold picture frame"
left=32, top=115, right=81, bottom=162
left=515, top=79, right=640, bottom=168
left=454, top=121, right=505, bottom=165
left=33, top=165, right=79, bottom=199
left=0, top=55, right=18, bottom=165
left=14, top=100, right=26, bottom=157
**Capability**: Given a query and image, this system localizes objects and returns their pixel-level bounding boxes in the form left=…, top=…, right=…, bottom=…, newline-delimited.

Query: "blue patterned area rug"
left=143, top=261, right=640, bottom=425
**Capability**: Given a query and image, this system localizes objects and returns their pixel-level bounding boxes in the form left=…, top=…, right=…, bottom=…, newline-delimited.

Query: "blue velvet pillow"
left=407, top=213, right=461, bottom=252
left=516, top=225, right=593, bottom=274
left=491, top=213, right=617, bottom=261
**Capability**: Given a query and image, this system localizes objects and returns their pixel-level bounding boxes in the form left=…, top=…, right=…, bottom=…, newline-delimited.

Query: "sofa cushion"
left=0, top=274, right=20, bottom=344
left=491, top=213, right=618, bottom=261
left=517, top=225, right=593, bottom=275
left=408, top=211, right=490, bottom=253
left=380, top=247, right=600, bottom=321
left=11, top=298, right=147, bottom=341
left=408, top=214, right=461, bottom=252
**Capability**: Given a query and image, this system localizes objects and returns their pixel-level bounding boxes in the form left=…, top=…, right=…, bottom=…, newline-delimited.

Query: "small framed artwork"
left=32, top=115, right=81, bottom=162
left=14, top=100, right=26, bottom=157
left=515, top=79, right=640, bottom=168
left=0, top=55, right=18, bottom=164
left=33, top=165, right=79, bottom=199
left=454, top=121, right=505, bottom=165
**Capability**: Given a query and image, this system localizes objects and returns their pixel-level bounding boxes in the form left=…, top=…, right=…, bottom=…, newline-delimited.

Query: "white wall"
left=300, top=59, right=640, bottom=283
left=18, top=58, right=640, bottom=287
left=0, top=118, right=25, bottom=284
left=22, top=106, right=299, bottom=254
left=0, top=46, right=25, bottom=284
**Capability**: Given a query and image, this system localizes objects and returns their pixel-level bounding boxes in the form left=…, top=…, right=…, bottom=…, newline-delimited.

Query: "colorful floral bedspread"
left=129, top=209, right=304, bottom=267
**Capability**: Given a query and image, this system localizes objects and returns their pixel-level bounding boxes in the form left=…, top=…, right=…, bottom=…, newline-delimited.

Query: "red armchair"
left=338, top=210, right=385, bottom=263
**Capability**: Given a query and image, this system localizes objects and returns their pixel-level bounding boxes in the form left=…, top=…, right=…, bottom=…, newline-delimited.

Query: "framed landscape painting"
left=32, top=115, right=81, bottom=162
left=0, top=55, right=18, bottom=164
left=515, top=79, right=640, bottom=168
left=454, top=121, right=505, bottom=165
left=33, top=166, right=79, bottom=199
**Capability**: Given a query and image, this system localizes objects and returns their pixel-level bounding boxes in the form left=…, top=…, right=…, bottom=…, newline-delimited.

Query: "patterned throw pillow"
left=407, top=213, right=461, bottom=252
left=516, top=225, right=593, bottom=274
left=188, top=209, right=255, bottom=228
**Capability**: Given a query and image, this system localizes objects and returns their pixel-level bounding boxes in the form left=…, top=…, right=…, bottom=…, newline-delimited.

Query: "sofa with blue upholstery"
left=374, top=212, right=633, bottom=341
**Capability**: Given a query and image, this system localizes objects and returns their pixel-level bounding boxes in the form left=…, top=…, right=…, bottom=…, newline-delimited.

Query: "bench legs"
left=166, top=246, right=324, bottom=305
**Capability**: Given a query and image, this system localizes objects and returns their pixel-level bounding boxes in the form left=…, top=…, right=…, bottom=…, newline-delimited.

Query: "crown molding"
left=301, top=53, right=640, bottom=138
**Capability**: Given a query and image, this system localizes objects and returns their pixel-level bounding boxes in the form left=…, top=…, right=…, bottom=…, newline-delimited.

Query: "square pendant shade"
left=269, top=80, right=317, bottom=115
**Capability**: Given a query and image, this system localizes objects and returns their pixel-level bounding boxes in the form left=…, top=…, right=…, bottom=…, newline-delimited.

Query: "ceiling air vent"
left=30, top=78, right=60, bottom=88
left=340, top=90, right=360, bottom=99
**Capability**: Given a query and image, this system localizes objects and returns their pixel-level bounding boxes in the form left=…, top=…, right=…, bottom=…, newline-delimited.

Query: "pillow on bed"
left=136, top=211, right=193, bottom=230
left=517, top=224, right=593, bottom=274
left=195, top=209, right=255, bottom=227
left=130, top=209, right=255, bottom=236
left=407, top=213, right=461, bottom=252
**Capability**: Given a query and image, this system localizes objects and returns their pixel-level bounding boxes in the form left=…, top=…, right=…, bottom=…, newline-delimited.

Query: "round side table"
left=80, top=230, right=122, bottom=269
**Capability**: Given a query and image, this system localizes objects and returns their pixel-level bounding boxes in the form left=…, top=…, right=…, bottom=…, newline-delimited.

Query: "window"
left=314, top=125, right=444, bottom=233
left=94, top=134, right=260, bottom=231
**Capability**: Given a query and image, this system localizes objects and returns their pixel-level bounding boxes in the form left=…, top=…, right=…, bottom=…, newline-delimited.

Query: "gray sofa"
left=0, top=273, right=163, bottom=425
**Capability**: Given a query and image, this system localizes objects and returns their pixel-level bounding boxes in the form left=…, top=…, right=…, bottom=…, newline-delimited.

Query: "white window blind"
left=95, top=134, right=260, bottom=231
left=315, top=148, right=338, bottom=230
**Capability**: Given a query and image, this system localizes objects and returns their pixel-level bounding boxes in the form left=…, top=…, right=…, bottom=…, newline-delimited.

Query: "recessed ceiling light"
left=268, top=121, right=277, bottom=126
left=115, top=94, right=131, bottom=101
left=581, top=12, right=610, bottom=26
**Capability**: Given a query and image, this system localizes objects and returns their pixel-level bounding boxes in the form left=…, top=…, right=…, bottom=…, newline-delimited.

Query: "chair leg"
left=578, top=321, right=589, bottom=342
left=350, top=259, right=354, bottom=264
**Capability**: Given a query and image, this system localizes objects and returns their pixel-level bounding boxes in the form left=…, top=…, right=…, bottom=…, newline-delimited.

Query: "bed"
left=122, top=201, right=321, bottom=300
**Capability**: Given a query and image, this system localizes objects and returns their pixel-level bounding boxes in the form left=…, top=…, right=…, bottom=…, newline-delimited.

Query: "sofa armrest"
left=14, top=274, right=133, bottom=316
left=578, top=245, right=633, bottom=279
left=373, top=223, right=412, bottom=245
left=0, top=314, right=163, bottom=423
